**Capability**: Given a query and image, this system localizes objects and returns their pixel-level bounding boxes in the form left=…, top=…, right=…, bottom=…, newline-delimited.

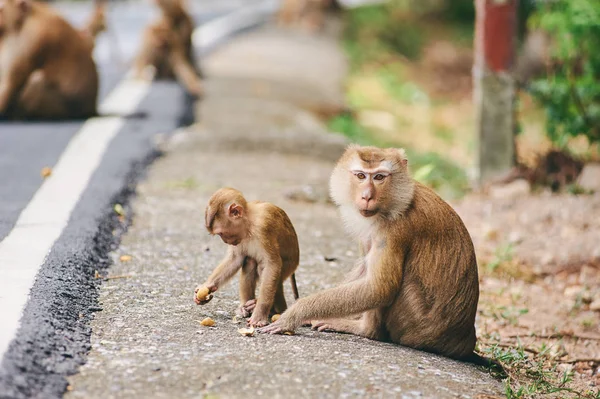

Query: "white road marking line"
left=193, top=0, right=278, bottom=51
left=0, top=80, right=150, bottom=358
left=0, top=2, right=278, bottom=361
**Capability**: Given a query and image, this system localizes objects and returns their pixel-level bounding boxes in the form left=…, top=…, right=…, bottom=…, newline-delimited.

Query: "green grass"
left=480, top=343, right=600, bottom=398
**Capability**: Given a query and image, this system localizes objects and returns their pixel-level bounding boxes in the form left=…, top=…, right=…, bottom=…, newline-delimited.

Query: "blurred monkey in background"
left=0, top=0, right=99, bottom=119
left=133, top=0, right=203, bottom=98
left=277, top=0, right=339, bottom=33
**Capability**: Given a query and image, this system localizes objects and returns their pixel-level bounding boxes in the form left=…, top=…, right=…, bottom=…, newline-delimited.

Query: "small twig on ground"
left=560, top=358, right=600, bottom=365
left=508, top=332, right=600, bottom=341
left=104, top=274, right=133, bottom=280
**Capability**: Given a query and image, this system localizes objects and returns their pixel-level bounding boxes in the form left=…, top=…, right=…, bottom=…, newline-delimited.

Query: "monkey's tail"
left=290, top=273, right=299, bottom=301
left=464, top=352, right=506, bottom=377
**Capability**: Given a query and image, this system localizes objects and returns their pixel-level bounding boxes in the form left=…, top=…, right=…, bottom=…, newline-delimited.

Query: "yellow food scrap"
left=41, top=167, right=52, bottom=178
left=271, top=314, right=281, bottom=322
left=199, top=317, right=215, bottom=327
left=238, top=327, right=255, bottom=337
left=119, top=255, right=132, bottom=262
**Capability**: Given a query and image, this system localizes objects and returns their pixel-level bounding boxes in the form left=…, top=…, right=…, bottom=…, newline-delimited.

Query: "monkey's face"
left=349, top=169, right=390, bottom=217
left=205, top=188, right=250, bottom=246
left=330, top=145, right=411, bottom=220
left=207, top=204, right=247, bottom=246
left=211, top=217, right=246, bottom=246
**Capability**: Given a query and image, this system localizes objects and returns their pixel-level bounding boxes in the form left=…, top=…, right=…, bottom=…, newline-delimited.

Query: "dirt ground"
left=454, top=191, right=600, bottom=396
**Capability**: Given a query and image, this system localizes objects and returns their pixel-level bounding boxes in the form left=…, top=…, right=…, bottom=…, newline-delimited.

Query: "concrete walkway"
left=66, top=24, right=503, bottom=399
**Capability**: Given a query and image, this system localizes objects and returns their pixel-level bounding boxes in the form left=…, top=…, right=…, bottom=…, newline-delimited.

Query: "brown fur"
left=79, top=0, right=107, bottom=51
left=0, top=0, right=99, bottom=120
left=260, top=145, right=480, bottom=360
left=133, top=0, right=202, bottom=97
left=195, top=188, right=300, bottom=327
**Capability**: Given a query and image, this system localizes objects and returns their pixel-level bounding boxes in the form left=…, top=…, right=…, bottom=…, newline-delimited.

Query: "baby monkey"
left=194, top=188, right=300, bottom=327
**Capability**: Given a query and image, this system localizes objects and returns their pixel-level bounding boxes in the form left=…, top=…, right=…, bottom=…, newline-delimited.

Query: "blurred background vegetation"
left=329, top=0, right=600, bottom=200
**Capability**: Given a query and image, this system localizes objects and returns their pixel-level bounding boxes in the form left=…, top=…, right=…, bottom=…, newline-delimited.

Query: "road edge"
left=0, top=2, right=277, bottom=398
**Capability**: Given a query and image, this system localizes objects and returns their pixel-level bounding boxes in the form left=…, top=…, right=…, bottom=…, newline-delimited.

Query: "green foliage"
left=376, top=67, right=429, bottom=104
left=343, top=3, right=424, bottom=61
left=486, top=243, right=515, bottom=273
left=528, top=0, right=600, bottom=146
left=441, top=0, right=475, bottom=24
left=327, top=113, right=373, bottom=143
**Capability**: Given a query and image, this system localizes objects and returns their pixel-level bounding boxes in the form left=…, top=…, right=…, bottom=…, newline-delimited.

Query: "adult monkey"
left=261, top=145, right=480, bottom=360
left=0, top=0, right=99, bottom=120
left=133, top=0, right=202, bottom=97
left=277, top=0, right=338, bottom=33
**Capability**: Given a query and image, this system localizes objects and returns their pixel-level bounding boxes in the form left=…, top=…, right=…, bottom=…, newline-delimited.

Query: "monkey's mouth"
left=220, top=236, right=241, bottom=246
left=359, top=209, right=378, bottom=217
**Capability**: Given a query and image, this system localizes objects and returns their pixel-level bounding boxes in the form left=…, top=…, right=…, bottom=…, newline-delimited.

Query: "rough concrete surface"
left=66, top=25, right=503, bottom=399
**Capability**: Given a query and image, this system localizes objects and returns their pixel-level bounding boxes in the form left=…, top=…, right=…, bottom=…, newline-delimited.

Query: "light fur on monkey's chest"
left=237, top=238, right=267, bottom=265
left=0, top=36, right=20, bottom=76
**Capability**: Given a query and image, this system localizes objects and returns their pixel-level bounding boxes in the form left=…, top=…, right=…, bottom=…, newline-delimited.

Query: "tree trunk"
left=474, top=0, right=518, bottom=185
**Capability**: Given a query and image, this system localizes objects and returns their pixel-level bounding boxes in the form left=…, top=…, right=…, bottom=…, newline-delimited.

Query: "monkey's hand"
left=194, top=283, right=217, bottom=305
left=257, top=314, right=299, bottom=335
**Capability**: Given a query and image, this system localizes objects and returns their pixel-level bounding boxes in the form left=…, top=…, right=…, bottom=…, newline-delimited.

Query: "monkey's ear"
left=228, top=203, right=244, bottom=219
left=396, top=148, right=408, bottom=167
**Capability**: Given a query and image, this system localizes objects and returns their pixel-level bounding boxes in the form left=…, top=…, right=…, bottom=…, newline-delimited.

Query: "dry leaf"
left=94, top=270, right=101, bottom=279
left=119, top=255, right=132, bottom=262
left=40, top=167, right=52, bottom=178
left=238, top=327, right=255, bottom=337
left=198, top=317, right=215, bottom=327
left=271, top=314, right=281, bottom=322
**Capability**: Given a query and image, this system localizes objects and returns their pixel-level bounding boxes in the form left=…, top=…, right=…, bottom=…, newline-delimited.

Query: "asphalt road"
left=0, top=1, right=275, bottom=398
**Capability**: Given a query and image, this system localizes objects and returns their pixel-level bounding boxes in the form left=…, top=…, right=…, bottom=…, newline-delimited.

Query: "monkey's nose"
left=361, top=189, right=373, bottom=201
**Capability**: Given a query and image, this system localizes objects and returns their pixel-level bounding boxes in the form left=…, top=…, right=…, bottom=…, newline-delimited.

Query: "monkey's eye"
left=356, top=172, right=366, bottom=180
left=373, top=174, right=386, bottom=181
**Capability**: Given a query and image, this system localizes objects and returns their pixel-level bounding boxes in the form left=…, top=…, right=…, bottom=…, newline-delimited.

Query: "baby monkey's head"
left=205, top=187, right=249, bottom=246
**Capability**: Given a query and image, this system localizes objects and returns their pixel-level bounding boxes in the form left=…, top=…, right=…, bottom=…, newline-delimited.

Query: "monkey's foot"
left=236, top=306, right=250, bottom=318
left=236, top=299, right=257, bottom=318
left=243, top=299, right=257, bottom=312
left=247, top=313, right=269, bottom=328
